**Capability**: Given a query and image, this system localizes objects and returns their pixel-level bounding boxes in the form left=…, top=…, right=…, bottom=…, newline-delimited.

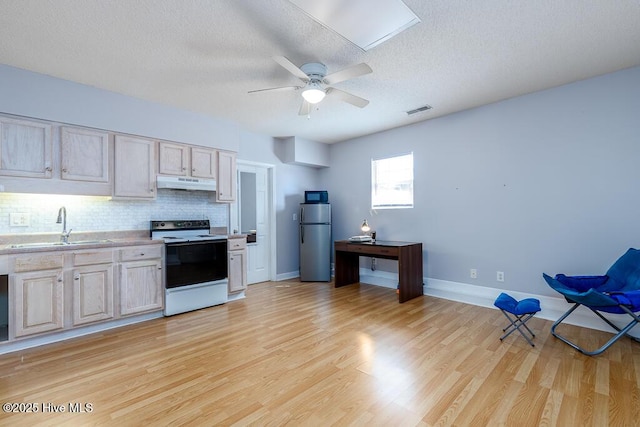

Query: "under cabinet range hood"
left=156, top=175, right=217, bottom=191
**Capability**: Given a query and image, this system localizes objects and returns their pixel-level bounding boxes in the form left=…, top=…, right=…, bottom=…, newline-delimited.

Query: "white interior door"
left=232, top=162, right=273, bottom=284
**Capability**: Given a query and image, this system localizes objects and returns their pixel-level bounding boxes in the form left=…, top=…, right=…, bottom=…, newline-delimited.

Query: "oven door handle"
left=165, top=240, right=225, bottom=248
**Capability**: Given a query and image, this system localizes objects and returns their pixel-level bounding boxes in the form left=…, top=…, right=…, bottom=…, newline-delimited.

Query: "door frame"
left=229, top=160, right=277, bottom=283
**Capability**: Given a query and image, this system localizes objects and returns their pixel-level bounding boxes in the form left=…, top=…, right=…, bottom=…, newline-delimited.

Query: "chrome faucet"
left=56, top=206, right=72, bottom=243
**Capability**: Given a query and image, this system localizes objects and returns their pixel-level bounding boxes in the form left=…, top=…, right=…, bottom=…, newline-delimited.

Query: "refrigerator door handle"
left=300, top=224, right=304, bottom=244
left=300, top=206, right=304, bottom=223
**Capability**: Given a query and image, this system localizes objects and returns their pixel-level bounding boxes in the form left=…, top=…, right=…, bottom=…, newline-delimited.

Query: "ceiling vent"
left=406, top=105, right=433, bottom=115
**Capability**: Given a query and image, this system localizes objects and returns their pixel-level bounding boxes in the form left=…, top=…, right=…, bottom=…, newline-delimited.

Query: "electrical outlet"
left=470, top=268, right=477, bottom=279
left=497, top=271, right=505, bottom=282
left=10, top=213, right=30, bottom=227
left=293, top=213, right=297, bottom=221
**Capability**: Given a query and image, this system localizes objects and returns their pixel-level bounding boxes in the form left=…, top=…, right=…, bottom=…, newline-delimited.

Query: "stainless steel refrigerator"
left=299, top=203, right=331, bottom=282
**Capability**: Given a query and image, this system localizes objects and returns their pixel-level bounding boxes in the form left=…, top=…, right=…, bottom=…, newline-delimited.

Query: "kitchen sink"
left=10, top=239, right=113, bottom=248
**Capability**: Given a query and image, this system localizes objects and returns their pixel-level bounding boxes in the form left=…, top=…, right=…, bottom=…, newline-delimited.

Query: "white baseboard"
left=359, top=269, right=639, bottom=338
left=0, top=311, right=164, bottom=355
left=276, top=271, right=300, bottom=281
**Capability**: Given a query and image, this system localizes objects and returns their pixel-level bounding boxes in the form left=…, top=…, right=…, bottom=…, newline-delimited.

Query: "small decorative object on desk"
left=349, top=235, right=371, bottom=242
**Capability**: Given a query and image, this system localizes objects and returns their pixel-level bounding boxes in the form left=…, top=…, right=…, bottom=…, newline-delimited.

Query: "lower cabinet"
left=119, top=259, right=163, bottom=316
left=118, top=245, right=163, bottom=316
left=12, top=269, right=64, bottom=338
left=8, top=243, right=163, bottom=341
left=228, top=237, right=247, bottom=294
left=72, top=264, right=114, bottom=326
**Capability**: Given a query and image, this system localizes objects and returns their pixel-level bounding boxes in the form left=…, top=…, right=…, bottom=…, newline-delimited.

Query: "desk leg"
left=398, top=245, right=424, bottom=303
left=334, top=251, right=360, bottom=287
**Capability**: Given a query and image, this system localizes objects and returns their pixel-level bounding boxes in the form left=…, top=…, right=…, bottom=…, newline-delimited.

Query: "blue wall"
left=324, top=66, right=640, bottom=297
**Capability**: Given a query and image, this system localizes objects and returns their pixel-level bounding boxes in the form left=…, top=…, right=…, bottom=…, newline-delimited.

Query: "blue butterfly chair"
left=543, top=248, right=640, bottom=356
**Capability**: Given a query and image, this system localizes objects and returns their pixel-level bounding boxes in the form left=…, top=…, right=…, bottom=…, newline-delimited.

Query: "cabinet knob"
left=149, top=189, right=154, bottom=193
left=182, top=167, right=186, bottom=171
left=62, top=168, right=68, bottom=173
left=45, top=167, right=52, bottom=172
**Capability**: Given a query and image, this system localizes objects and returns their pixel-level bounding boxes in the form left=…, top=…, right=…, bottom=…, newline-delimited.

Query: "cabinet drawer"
left=13, top=253, right=64, bottom=272
left=228, top=238, right=246, bottom=251
left=346, top=244, right=398, bottom=257
left=73, top=249, right=114, bottom=266
left=120, top=245, right=162, bottom=261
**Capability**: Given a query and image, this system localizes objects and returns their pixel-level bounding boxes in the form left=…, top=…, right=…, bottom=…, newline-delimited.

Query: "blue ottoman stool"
left=494, top=292, right=541, bottom=347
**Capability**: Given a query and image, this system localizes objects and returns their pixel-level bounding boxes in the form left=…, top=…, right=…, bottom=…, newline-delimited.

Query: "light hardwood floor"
left=1, top=280, right=640, bottom=426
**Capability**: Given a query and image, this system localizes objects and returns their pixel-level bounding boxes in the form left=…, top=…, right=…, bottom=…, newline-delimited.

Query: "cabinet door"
left=119, top=260, right=163, bottom=316
left=0, top=117, right=52, bottom=178
left=159, top=142, right=189, bottom=176
left=72, top=264, right=114, bottom=326
left=217, top=150, right=237, bottom=202
left=191, top=147, right=217, bottom=179
left=61, top=126, right=110, bottom=182
left=114, top=135, right=156, bottom=199
left=228, top=249, right=247, bottom=293
left=12, top=270, right=64, bottom=337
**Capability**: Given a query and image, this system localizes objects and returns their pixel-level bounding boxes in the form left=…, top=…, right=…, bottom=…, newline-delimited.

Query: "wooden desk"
left=334, top=240, right=423, bottom=303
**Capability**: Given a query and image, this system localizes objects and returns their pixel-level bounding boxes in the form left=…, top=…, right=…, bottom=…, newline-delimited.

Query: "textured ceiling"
left=1, top=0, right=639, bottom=143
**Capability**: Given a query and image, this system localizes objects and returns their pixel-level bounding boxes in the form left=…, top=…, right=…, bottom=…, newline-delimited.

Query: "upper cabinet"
left=61, top=126, right=110, bottom=183
left=0, top=116, right=53, bottom=179
left=217, top=150, right=236, bottom=202
left=0, top=113, right=237, bottom=201
left=191, top=147, right=217, bottom=179
left=158, top=142, right=189, bottom=176
left=114, top=135, right=157, bottom=199
left=158, top=142, right=217, bottom=179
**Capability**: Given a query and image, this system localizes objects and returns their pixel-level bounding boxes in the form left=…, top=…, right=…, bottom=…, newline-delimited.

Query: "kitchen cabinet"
left=191, top=146, right=217, bottom=178
left=7, top=243, right=163, bottom=342
left=158, top=142, right=189, bottom=176
left=158, top=142, right=217, bottom=179
left=228, top=237, right=247, bottom=294
left=11, top=253, right=65, bottom=338
left=0, top=113, right=238, bottom=199
left=114, top=135, right=157, bottom=199
left=71, top=249, right=114, bottom=326
left=0, top=116, right=53, bottom=179
left=217, top=150, right=237, bottom=202
left=61, top=126, right=110, bottom=183
left=119, top=246, right=163, bottom=316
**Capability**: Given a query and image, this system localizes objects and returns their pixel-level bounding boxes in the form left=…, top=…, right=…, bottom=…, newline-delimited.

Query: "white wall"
left=238, top=130, right=321, bottom=276
left=323, top=66, right=640, bottom=297
left=0, top=64, right=239, bottom=151
left=0, top=64, right=320, bottom=277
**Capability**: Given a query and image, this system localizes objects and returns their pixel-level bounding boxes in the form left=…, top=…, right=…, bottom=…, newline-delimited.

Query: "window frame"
left=371, top=152, right=414, bottom=210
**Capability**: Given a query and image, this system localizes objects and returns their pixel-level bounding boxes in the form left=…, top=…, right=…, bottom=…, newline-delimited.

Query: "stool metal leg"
left=499, top=310, right=537, bottom=347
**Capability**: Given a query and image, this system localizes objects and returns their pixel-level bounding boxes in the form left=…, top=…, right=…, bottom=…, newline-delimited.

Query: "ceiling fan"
left=249, top=56, right=372, bottom=116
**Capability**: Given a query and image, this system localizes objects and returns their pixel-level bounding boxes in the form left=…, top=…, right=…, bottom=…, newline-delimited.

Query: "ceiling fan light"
left=302, top=84, right=326, bottom=104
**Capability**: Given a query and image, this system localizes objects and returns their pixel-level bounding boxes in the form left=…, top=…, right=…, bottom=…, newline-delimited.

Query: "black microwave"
left=304, top=190, right=329, bottom=204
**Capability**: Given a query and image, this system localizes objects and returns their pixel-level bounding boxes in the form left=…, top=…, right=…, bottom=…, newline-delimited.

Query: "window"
left=371, top=152, right=413, bottom=209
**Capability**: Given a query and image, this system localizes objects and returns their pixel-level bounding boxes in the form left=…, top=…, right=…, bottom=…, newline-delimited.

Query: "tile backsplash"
left=0, top=189, right=228, bottom=235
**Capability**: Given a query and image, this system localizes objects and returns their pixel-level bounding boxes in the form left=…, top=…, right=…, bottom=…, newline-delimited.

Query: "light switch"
left=10, top=213, right=30, bottom=227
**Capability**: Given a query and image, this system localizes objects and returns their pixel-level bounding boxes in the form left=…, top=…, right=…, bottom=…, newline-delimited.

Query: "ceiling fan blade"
left=273, top=56, right=310, bottom=82
left=323, top=63, right=372, bottom=85
left=327, top=88, right=369, bottom=108
left=248, top=85, right=301, bottom=95
left=298, top=99, right=312, bottom=116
